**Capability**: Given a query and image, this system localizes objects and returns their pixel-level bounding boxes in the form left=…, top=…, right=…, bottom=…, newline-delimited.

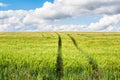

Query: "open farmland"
left=0, top=32, right=120, bottom=80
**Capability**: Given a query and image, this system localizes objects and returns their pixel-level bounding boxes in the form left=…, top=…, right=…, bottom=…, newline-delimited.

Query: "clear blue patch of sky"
left=0, top=0, right=54, bottom=10
left=52, top=15, right=102, bottom=25
left=115, top=22, right=120, bottom=27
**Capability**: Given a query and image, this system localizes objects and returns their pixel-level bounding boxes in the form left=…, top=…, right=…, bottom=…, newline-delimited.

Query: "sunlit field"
left=0, top=32, right=120, bottom=80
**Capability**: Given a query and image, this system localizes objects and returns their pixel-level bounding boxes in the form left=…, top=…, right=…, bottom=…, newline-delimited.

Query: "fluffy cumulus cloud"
left=89, top=14, right=120, bottom=31
left=0, top=0, right=120, bottom=32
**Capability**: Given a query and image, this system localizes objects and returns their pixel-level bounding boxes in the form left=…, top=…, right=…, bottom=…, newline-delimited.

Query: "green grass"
left=0, top=32, right=120, bottom=80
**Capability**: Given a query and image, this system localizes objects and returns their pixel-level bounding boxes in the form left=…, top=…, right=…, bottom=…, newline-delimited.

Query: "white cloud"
left=0, top=2, right=7, bottom=7
left=89, top=14, right=120, bottom=31
left=0, top=0, right=120, bottom=32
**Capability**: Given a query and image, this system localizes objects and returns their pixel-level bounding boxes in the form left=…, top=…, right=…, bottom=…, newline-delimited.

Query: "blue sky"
left=0, top=0, right=120, bottom=32
left=0, top=0, right=53, bottom=10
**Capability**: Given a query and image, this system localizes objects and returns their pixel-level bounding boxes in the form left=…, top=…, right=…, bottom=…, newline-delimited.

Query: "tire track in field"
left=56, top=33, right=64, bottom=80
left=67, top=34, right=101, bottom=79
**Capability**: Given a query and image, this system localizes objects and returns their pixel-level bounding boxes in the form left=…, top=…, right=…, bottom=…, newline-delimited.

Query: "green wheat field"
left=0, top=32, right=120, bottom=80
